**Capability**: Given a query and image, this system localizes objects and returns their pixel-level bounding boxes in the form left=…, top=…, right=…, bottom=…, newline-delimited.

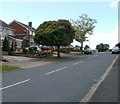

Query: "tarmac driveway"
left=2, top=55, right=52, bottom=69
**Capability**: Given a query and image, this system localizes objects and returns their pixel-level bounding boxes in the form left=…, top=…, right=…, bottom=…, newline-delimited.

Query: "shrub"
left=23, top=48, right=28, bottom=54
left=2, top=37, right=10, bottom=52
left=28, top=46, right=37, bottom=54
left=37, top=50, right=53, bottom=58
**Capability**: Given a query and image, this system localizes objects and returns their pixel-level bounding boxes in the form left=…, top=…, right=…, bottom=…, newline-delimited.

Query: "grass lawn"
left=44, top=56, right=74, bottom=62
left=77, top=52, right=85, bottom=55
left=0, top=65, right=20, bottom=72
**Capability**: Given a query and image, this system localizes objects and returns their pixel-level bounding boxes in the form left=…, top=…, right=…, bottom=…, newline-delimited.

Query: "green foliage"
left=84, top=45, right=90, bottom=50
left=37, top=50, right=53, bottom=58
left=71, top=14, right=97, bottom=51
left=2, top=37, right=10, bottom=52
left=34, top=19, right=75, bottom=57
left=0, top=65, right=20, bottom=71
left=28, top=46, right=37, bottom=54
left=23, top=48, right=28, bottom=54
left=75, top=45, right=80, bottom=47
left=96, top=43, right=109, bottom=52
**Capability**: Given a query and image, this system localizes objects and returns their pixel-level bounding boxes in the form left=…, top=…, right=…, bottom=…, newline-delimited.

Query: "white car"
left=36, top=45, right=42, bottom=52
left=112, top=46, right=120, bottom=54
left=25, top=45, right=42, bottom=53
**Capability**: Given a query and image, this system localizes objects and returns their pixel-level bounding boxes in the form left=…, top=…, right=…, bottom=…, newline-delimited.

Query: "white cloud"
left=109, top=1, right=118, bottom=8
left=89, top=26, right=118, bottom=49
left=71, top=26, right=118, bottom=49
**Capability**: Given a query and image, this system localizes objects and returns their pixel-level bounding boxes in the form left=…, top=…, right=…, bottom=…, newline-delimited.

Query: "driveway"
left=2, top=52, right=81, bottom=69
left=2, top=55, right=52, bottom=69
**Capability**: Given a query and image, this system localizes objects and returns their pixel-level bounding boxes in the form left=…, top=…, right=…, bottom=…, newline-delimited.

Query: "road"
left=2, top=52, right=118, bottom=102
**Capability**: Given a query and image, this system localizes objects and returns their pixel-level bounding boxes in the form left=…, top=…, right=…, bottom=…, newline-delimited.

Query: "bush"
left=28, top=46, right=37, bottom=54
left=23, top=48, right=28, bottom=54
left=8, top=51, right=14, bottom=55
left=2, top=37, right=10, bottom=52
left=37, top=50, right=53, bottom=58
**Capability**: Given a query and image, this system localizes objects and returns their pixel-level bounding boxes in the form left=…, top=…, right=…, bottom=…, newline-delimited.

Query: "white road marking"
left=45, top=70, right=56, bottom=75
left=45, top=67, right=68, bottom=75
left=55, top=67, right=67, bottom=72
left=73, top=61, right=84, bottom=65
left=0, top=79, right=30, bottom=90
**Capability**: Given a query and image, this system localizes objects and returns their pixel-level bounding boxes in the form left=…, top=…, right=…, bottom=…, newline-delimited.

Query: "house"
left=0, top=20, right=24, bottom=52
left=9, top=20, right=35, bottom=48
left=0, top=20, right=15, bottom=41
left=0, top=20, right=16, bottom=49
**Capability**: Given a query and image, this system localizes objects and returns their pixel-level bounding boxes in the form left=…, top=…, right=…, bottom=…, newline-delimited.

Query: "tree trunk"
left=81, top=42, right=83, bottom=52
left=57, top=45, right=60, bottom=58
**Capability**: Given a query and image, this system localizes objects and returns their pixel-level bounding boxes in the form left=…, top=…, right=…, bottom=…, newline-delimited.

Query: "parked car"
left=36, top=45, right=42, bottom=53
left=25, top=45, right=42, bottom=53
left=112, top=46, right=120, bottom=54
left=40, top=46, right=54, bottom=51
left=84, top=48, right=92, bottom=54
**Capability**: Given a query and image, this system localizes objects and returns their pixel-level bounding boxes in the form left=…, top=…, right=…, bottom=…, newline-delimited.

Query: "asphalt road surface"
left=2, top=52, right=118, bottom=102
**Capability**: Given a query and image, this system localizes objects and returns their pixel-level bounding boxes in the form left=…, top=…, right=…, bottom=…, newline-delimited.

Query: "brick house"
left=9, top=20, right=35, bottom=48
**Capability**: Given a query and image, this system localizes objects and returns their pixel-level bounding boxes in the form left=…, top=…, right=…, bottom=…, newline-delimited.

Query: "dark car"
left=84, top=48, right=92, bottom=54
left=112, top=46, right=120, bottom=54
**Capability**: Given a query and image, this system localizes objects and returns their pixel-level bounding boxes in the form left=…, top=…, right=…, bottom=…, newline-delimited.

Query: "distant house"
left=0, top=20, right=15, bottom=40
left=0, top=20, right=16, bottom=50
left=9, top=20, right=35, bottom=48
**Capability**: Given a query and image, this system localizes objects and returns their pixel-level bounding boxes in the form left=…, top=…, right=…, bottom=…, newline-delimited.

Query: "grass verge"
left=44, top=56, right=74, bottom=62
left=77, top=52, right=85, bottom=55
left=0, top=65, right=20, bottom=72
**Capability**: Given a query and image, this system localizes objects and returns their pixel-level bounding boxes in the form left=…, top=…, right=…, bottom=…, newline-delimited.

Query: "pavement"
left=87, top=54, right=119, bottom=103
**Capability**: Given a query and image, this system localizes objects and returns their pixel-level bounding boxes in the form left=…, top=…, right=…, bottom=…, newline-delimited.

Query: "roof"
left=10, top=20, right=35, bottom=31
left=0, top=20, right=15, bottom=30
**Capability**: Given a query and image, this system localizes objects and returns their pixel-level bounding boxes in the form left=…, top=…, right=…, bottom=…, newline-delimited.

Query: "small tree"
left=34, top=20, right=75, bottom=58
left=71, top=14, right=97, bottom=52
left=96, top=43, right=109, bottom=52
left=84, top=45, right=90, bottom=50
left=2, top=37, right=10, bottom=52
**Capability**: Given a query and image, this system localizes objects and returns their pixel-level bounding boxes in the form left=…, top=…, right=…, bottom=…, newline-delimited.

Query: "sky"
left=0, top=1, right=119, bottom=49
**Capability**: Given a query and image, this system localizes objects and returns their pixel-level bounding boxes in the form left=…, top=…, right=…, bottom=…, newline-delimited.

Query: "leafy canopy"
left=34, top=20, right=75, bottom=47
left=71, top=14, right=97, bottom=51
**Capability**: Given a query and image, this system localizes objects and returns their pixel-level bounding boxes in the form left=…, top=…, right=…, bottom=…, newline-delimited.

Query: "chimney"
left=28, top=22, right=32, bottom=27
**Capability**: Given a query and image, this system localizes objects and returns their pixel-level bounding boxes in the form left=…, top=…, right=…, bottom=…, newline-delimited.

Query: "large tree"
left=34, top=19, right=75, bottom=57
left=71, top=14, right=97, bottom=52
